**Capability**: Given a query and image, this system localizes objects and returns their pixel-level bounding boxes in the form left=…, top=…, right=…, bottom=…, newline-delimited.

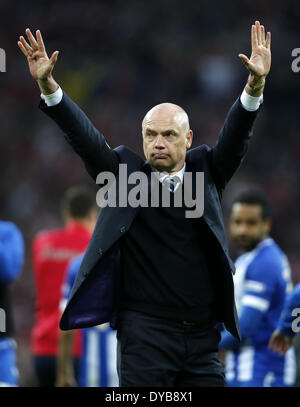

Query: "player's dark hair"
left=61, top=186, right=98, bottom=219
left=232, top=190, right=271, bottom=219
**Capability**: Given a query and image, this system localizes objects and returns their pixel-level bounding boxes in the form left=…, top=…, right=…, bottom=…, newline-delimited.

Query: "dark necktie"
left=169, top=178, right=175, bottom=192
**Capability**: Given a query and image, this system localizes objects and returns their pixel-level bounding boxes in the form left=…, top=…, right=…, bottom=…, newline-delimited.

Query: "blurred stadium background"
left=0, top=0, right=299, bottom=386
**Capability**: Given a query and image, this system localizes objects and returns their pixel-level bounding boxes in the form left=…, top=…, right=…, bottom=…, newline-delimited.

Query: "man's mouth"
left=234, top=236, right=259, bottom=251
left=235, top=236, right=250, bottom=245
left=153, top=153, right=168, bottom=159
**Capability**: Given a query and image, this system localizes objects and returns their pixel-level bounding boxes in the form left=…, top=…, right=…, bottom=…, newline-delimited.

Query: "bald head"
left=142, top=102, right=193, bottom=173
left=142, top=103, right=190, bottom=134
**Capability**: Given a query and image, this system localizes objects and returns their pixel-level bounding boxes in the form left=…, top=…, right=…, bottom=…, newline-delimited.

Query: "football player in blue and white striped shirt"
left=269, top=283, right=300, bottom=355
left=219, top=191, right=296, bottom=387
left=58, top=254, right=118, bottom=387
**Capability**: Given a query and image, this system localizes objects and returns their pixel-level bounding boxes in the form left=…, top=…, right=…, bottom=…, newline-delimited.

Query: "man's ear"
left=263, top=217, right=272, bottom=235
left=186, top=130, right=193, bottom=149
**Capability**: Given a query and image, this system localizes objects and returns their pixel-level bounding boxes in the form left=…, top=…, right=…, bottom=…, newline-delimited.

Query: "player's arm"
left=269, top=284, right=300, bottom=355
left=0, top=222, right=24, bottom=283
left=56, top=329, right=77, bottom=387
left=268, top=330, right=293, bottom=356
left=219, top=256, right=275, bottom=350
left=17, top=29, right=119, bottom=180
left=210, top=21, right=271, bottom=190
left=56, top=255, right=83, bottom=386
left=219, top=305, right=266, bottom=350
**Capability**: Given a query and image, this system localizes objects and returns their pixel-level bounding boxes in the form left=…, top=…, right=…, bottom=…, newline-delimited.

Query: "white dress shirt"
left=152, top=164, right=186, bottom=192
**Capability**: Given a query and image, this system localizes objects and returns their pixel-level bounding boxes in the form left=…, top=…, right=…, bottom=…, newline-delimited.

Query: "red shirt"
left=31, top=222, right=92, bottom=356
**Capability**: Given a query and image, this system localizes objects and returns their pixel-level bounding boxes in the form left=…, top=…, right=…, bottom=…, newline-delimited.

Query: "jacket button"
left=120, top=226, right=126, bottom=233
left=98, top=248, right=103, bottom=256
left=83, top=270, right=89, bottom=277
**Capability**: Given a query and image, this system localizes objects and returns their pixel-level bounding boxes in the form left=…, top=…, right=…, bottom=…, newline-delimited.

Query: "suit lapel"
left=80, top=159, right=148, bottom=274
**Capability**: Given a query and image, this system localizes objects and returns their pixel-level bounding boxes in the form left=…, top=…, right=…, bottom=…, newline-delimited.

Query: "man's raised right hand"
left=18, top=28, right=59, bottom=94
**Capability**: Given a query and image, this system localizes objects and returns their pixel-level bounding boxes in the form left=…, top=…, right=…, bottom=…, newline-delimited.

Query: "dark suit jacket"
left=39, top=92, right=260, bottom=340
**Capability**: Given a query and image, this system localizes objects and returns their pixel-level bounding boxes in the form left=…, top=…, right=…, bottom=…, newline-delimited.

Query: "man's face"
left=230, top=203, right=271, bottom=252
left=142, top=103, right=193, bottom=173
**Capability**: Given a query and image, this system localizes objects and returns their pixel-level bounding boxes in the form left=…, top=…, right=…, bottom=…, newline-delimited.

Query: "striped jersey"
left=61, top=254, right=118, bottom=387
left=224, top=237, right=296, bottom=386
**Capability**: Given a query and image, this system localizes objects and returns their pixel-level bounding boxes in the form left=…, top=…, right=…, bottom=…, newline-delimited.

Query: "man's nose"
left=237, top=224, right=248, bottom=234
left=154, top=135, right=165, bottom=149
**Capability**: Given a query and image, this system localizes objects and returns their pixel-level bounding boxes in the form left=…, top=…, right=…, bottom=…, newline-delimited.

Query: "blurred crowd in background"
left=0, top=0, right=299, bottom=385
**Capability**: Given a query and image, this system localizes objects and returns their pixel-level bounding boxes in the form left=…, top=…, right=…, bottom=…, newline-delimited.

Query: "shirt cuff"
left=40, top=86, right=63, bottom=107
left=240, top=88, right=263, bottom=112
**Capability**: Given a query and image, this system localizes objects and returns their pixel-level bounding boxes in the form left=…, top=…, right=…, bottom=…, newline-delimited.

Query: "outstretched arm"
left=239, top=21, right=271, bottom=97
left=18, top=29, right=118, bottom=180
left=210, top=21, right=271, bottom=190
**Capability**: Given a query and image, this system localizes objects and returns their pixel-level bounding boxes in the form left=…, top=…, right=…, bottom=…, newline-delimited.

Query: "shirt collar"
left=152, top=163, right=186, bottom=184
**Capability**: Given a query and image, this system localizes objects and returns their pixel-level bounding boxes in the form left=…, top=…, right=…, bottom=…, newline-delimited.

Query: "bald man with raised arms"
left=18, top=21, right=271, bottom=387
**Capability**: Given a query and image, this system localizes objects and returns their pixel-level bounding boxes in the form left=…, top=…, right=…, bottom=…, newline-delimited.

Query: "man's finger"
left=239, top=53, right=258, bottom=74
left=281, top=342, right=287, bottom=354
left=255, top=21, right=261, bottom=45
left=238, top=54, right=253, bottom=69
left=280, top=343, right=287, bottom=356
left=268, top=337, right=274, bottom=348
left=26, top=28, right=39, bottom=50
left=265, top=32, right=271, bottom=49
left=251, top=25, right=258, bottom=49
left=50, top=50, right=59, bottom=66
left=17, top=41, right=29, bottom=57
left=19, top=36, right=33, bottom=55
left=238, top=54, right=249, bottom=63
left=36, top=30, right=46, bottom=53
left=261, top=25, right=265, bottom=45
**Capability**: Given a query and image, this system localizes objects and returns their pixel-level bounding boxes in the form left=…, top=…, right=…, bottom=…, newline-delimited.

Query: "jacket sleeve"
left=39, top=91, right=119, bottom=180
left=208, top=97, right=261, bottom=191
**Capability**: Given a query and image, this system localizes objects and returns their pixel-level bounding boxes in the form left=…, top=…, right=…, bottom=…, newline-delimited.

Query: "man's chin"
left=235, top=238, right=260, bottom=253
left=150, top=159, right=173, bottom=172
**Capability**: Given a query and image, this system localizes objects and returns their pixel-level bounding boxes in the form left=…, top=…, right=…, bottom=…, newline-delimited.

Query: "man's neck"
left=64, top=218, right=92, bottom=233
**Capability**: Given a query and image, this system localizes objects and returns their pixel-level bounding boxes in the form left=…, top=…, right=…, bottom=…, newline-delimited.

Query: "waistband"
left=118, top=305, right=217, bottom=330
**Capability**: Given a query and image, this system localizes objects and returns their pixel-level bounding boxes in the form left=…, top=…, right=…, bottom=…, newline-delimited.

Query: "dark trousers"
left=33, top=355, right=80, bottom=387
left=117, top=310, right=226, bottom=387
